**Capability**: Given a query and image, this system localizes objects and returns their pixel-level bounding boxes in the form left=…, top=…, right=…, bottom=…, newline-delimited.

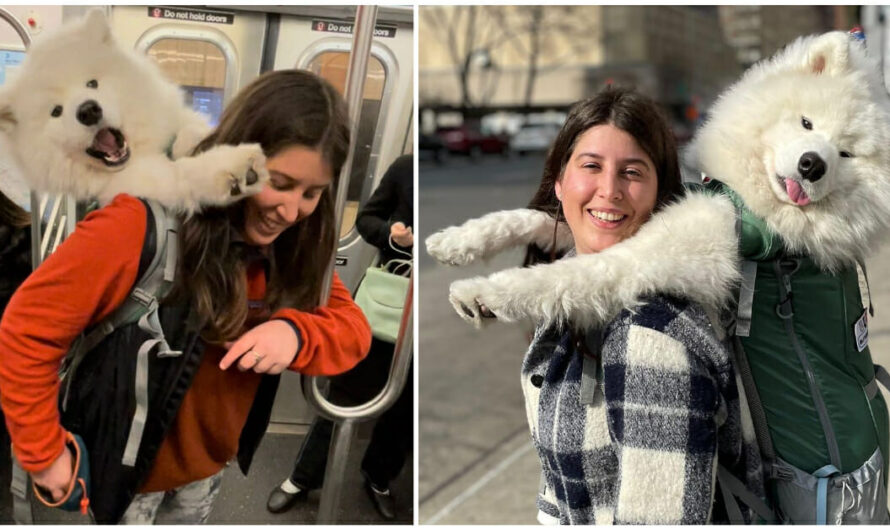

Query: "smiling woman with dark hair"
left=428, top=86, right=765, bottom=524
left=0, top=70, right=372, bottom=524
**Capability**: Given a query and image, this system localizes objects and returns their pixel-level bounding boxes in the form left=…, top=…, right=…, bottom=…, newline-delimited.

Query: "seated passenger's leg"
left=267, top=416, right=334, bottom=513
left=361, top=361, right=413, bottom=520
left=289, top=416, right=335, bottom=490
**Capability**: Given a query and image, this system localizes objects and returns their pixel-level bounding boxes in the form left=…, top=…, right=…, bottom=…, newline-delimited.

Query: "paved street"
left=418, top=152, right=890, bottom=524
left=419, top=154, right=547, bottom=524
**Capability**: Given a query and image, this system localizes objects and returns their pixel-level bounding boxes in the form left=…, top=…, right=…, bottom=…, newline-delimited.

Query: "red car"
left=436, top=125, right=509, bottom=157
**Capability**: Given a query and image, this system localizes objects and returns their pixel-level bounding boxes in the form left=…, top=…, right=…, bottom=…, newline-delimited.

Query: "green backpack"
left=703, top=179, right=890, bottom=524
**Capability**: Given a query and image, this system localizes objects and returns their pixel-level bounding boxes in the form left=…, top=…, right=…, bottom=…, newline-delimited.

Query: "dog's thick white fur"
left=440, top=192, right=739, bottom=329
left=426, top=31, right=890, bottom=328
left=0, top=10, right=268, bottom=213
left=426, top=208, right=575, bottom=266
left=690, top=31, right=890, bottom=273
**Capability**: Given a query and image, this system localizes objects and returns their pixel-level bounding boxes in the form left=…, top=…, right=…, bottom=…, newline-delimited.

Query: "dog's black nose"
left=798, top=151, right=826, bottom=182
left=76, top=100, right=103, bottom=126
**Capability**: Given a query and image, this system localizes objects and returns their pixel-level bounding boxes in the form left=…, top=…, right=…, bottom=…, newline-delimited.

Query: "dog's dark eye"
left=801, top=117, right=813, bottom=130
left=50, top=105, right=62, bottom=118
left=840, top=151, right=853, bottom=158
left=86, top=79, right=98, bottom=89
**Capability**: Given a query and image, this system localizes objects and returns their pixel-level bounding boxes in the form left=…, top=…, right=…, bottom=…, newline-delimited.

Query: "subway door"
left=266, top=12, right=414, bottom=430
left=109, top=6, right=267, bottom=126
left=0, top=6, right=55, bottom=211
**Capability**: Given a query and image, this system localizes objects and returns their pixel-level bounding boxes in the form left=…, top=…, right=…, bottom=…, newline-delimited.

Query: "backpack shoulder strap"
left=60, top=199, right=182, bottom=468
left=10, top=458, right=33, bottom=523
left=700, top=179, right=758, bottom=338
left=63, top=199, right=177, bottom=363
left=717, top=464, right=776, bottom=523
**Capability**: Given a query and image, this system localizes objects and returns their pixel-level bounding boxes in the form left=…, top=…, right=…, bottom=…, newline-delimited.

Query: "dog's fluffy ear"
left=83, top=9, right=113, bottom=45
left=805, top=31, right=851, bottom=77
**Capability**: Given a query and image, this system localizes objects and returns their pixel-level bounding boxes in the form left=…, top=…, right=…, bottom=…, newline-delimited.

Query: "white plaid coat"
left=522, top=295, right=764, bottom=525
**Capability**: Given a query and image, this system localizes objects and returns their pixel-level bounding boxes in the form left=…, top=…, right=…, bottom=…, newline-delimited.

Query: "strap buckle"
left=775, top=293, right=794, bottom=319
left=768, top=462, right=794, bottom=481
left=130, top=288, right=155, bottom=308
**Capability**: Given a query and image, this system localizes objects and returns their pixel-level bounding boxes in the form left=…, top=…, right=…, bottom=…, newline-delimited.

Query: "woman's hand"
left=390, top=222, right=413, bottom=248
left=31, top=446, right=73, bottom=502
left=219, top=320, right=300, bottom=374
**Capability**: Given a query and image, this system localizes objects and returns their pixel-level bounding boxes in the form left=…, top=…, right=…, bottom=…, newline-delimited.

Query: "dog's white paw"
left=448, top=276, right=502, bottom=328
left=426, top=227, right=483, bottom=266
left=204, top=143, right=270, bottom=203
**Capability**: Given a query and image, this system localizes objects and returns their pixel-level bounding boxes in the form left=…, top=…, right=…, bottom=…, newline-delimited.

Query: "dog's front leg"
left=447, top=192, right=740, bottom=329
left=102, top=145, right=269, bottom=213
left=170, top=110, right=213, bottom=159
left=426, top=208, right=574, bottom=266
left=171, top=143, right=270, bottom=211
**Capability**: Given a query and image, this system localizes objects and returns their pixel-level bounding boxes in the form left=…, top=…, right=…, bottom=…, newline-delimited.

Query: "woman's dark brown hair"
left=170, top=70, right=350, bottom=342
left=0, top=190, right=29, bottom=229
left=524, top=86, right=684, bottom=266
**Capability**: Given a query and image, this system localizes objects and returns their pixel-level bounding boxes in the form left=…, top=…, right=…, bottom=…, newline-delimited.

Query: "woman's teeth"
left=589, top=210, right=626, bottom=222
left=262, top=216, right=279, bottom=232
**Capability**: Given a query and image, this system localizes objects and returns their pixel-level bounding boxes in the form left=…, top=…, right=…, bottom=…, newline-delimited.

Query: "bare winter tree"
left=490, top=6, right=594, bottom=109
left=421, top=6, right=501, bottom=110
left=421, top=6, right=596, bottom=110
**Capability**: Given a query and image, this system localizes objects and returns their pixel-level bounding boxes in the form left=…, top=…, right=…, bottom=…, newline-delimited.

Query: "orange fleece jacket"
left=0, top=194, right=371, bottom=473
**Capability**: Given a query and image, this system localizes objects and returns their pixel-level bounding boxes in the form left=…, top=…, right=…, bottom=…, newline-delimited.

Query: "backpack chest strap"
left=736, top=260, right=758, bottom=337
left=121, top=296, right=182, bottom=467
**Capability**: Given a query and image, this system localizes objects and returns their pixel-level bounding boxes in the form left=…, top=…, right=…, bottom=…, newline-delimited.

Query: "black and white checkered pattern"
left=522, top=295, right=764, bottom=524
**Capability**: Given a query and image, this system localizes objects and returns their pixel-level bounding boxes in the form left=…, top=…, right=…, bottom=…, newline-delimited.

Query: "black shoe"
left=266, top=482, right=309, bottom=514
left=364, top=479, right=396, bottom=520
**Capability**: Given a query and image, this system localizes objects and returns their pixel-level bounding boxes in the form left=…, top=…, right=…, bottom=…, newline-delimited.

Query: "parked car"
left=510, top=123, right=560, bottom=155
left=419, top=133, right=448, bottom=164
left=436, top=125, right=509, bottom=157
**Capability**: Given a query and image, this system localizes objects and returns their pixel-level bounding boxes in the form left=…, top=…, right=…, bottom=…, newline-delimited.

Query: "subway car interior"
left=0, top=4, right=413, bottom=525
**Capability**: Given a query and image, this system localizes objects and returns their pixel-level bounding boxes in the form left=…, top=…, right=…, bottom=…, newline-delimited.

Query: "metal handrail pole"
left=0, top=8, right=30, bottom=48
left=318, top=4, right=377, bottom=303
left=0, top=8, right=37, bottom=268
left=302, top=277, right=413, bottom=421
left=30, top=192, right=40, bottom=268
left=311, top=278, right=413, bottom=523
left=301, top=6, right=379, bottom=524
left=315, top=419, right=357, bottom=524
left=40, top=196, right=63, bottom=261
left=0, top=8, right=70, bottom=269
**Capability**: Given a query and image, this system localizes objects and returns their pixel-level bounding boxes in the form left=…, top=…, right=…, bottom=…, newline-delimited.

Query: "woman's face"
left=555, top=124, right=658, bottom=254
left=242, top=145, right=333, bottom=246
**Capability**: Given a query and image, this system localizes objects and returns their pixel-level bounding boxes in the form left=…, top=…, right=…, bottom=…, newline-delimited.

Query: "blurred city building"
left=419, top=5, right=849, bottom=136
left=718, top=6, right=841, bottom=67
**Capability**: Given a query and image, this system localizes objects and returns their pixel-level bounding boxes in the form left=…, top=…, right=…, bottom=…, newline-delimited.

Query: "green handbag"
left=354, top=238, right=412, bottom=343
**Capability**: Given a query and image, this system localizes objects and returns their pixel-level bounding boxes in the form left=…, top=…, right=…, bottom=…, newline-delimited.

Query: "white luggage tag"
left=854, top=309, right=868, bottom=353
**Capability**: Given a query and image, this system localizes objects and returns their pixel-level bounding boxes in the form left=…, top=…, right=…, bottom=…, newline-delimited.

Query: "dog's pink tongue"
left=93, top=129, right=117, bottom=152
left=784, top=179, right=811, bottom=206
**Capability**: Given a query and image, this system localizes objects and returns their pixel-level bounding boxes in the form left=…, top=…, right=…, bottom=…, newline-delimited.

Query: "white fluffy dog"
left=426, top=31, right=890, bottom=328
left=0, top=10, right=268, bottom=213
left=692, top=31, right=890, bottom=272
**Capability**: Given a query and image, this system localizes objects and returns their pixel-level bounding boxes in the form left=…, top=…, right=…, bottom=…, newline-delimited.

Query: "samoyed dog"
left=425, top=31, right=890, bottom=328
left=0, top=10, right=268, bottom=213
left=692, top=31, right=890, bottom=272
